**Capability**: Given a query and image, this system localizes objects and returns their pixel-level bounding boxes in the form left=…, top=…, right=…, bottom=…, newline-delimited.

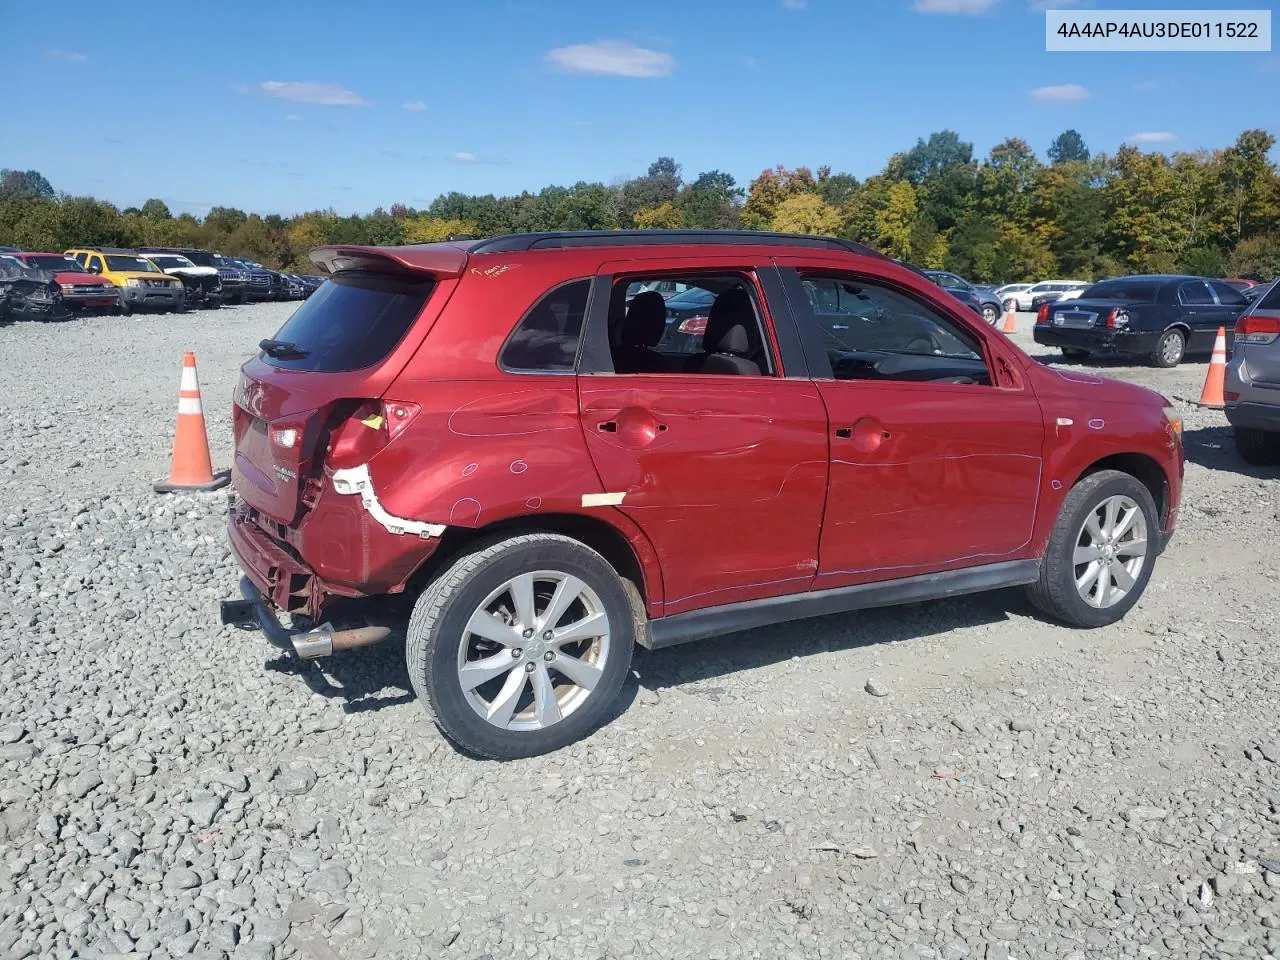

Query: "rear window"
left=1257, top=282, right=1280, bottom=310
left=1080, top=279, right=1160, bottom=302
left=261, top=271, right=432, bottom=372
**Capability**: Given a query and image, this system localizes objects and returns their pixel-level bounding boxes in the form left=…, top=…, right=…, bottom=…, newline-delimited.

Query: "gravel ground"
left=1, top=304, right=1278, bottom=960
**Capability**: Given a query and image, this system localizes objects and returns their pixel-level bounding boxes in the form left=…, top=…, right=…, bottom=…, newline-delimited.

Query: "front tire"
left=981, top=304, right=999, bottom=326
left=1151, top=328, right=1185, bottom=368
left=1234, top=426, right=1280, bottom=465
left=406, top=533, right=636, bottom=760
left=1027, top=469, right=1159, bottom=628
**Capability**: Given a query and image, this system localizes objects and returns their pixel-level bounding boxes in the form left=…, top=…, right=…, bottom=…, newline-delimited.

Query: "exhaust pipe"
left=291, top=623, right=393, bottom=660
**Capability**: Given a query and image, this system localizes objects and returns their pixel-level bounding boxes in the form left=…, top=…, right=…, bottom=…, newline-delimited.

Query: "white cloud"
left=402, top=100, right=426, bottom=112
left=451, top=151, right=508, bottom=165
left=1134, top=79, right=1160, bottom=91
left=1032, top=83, right=1089, bottom=102
left=1028, top=0, right=1086, bottom=9
left=741, top=55, right=759, bottom=70
left=545, top=40, right=675, bottom=78
left=46, top=50, right=87, bottom=62
left=260, top=81, right=369, bottom=106
left=913, top=0, right=998, bottom=13
left=782, top=0, right=807, bottom=9
left=285, top=114, right=300, bottom=123
left=1127, top=131, right=1176, bottom=144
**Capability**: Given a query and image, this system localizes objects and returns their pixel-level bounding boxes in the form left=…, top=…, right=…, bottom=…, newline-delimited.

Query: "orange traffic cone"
left=154, top=351, right=230, bottom=493
left=1197, top=326, right=1228, bottom=408
left=1001, top=301, right=1017, bottom=334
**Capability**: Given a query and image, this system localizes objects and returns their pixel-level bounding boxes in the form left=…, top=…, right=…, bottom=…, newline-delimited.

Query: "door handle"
left=598, top=421, right=618, bottom=433
left=835, top=418, right=891, bottom=453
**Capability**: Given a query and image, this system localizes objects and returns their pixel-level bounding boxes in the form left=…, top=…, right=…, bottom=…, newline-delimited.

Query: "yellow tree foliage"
left=401, top=216, right=479, bottom=244
left=743, top=165, right=820, bottom=230
left=875, top=181, right=917, bottom=259
left=771, top=194, right=840, bottom=235
left=633, top=202, right=682, bottom=229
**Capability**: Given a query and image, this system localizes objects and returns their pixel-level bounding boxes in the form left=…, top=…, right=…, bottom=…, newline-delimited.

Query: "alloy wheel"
left=456, top=571, right=611, bottom=731
left=1073, top=495, right=1148, bottom=609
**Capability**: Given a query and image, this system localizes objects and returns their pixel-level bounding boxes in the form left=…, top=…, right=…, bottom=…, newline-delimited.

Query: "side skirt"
left=641, top=559, right=1040, bottom=651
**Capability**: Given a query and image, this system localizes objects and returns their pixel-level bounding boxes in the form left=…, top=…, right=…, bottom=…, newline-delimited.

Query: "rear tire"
left=1150, top=328, right=1185, bottom=368
left=1061, top=347, right=1090, bottom=361
left=1027, top=469, right=1160, bottom=628
left=1233, top=426, right=1280, bottom=465
left=406, top=533, right=636, bottom=760
left=981, top=304, right=999, bottom=326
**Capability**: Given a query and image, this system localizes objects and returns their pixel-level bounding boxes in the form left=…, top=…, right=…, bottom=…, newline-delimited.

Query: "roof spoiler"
left=310, top=244, right=470, bottom=278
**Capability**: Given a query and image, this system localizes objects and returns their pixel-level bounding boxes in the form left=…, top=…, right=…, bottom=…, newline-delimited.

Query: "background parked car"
left=66, top=247, right=185, bottom=314
left=1029, top=281, right=1091, bottom=311
left=1225, top=280, right=1280, bottom=464
left=226, top=258, right=284, bottom=301
left=1008, top=280, right=1090, bottom=312
left=146, top=248, right=251, bottom=304
left=994, top=283, right=1032, bottom=303
left=135, top=251, right=223, bottom=308
left=0, top=254, right=70, bottom=321
left=923, top=270, right=1003, bottom=325
left=8, top=252, right=119, bottom=313
left=1033, top=274, right=1250, bottom=367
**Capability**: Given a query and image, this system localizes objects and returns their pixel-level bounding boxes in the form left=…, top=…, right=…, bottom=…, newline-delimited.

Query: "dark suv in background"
left=923, top=270, right=1003, bottom=325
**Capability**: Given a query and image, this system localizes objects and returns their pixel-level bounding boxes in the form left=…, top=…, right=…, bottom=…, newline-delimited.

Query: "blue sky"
left=3, top=0, right=1276, bottom=216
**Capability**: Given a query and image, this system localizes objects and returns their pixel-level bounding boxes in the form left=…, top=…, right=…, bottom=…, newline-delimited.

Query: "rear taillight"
left=1105, top=308, right=1129, bottom=330
left=1036, top=304, right=1050, bottom=326
left=326, top=400, right=421, bottom=468
left=1235, top=313, right=1280, bottom=345
left=678, top=315, right=708, bottom=336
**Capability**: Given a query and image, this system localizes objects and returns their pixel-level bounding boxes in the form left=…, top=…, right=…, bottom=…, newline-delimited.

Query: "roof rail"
left=80, top=246, right=139, bottom=254
left=468, top=230, right=885, bottom=258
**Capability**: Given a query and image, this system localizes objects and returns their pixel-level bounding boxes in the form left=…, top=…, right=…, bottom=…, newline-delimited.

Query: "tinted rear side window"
left=262, top=272, right=433, bottom=372
left=1258, top=282, right=1280, bottom=310
left=500, top=279, right=590, bottom=372
left=1081, top=280, right=1160, bottom=302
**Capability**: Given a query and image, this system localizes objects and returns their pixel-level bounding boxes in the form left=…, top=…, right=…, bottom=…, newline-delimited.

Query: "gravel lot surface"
left=1, top=303, right=1278, bottom=960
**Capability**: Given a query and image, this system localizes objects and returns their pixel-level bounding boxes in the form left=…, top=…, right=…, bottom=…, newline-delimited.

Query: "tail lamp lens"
left=1235, top=314, right=1280, bottom=344
left=327, top=400, right=420, bottom=468
left=1035, top=304, right=1050, bottom=326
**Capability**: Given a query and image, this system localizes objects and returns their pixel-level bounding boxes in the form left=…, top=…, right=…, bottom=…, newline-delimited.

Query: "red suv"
left=221, top=231, right=1184, bottom=759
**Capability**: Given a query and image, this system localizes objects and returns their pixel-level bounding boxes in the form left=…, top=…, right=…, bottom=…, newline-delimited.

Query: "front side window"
left=500, top=279, right=590, bottom=372
left=798, top=275, right=990, bottom=385
left=1179, top=281, right=1215, bottom=306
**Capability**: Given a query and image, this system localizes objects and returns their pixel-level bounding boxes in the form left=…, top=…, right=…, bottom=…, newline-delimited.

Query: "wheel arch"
left=1074, top=452, right=1170, bottom=527
left=408, top=511, right=662, bottom=617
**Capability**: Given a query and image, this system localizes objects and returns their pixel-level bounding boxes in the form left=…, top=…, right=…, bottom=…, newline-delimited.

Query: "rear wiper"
left=259, top=339, right=309, bottom=359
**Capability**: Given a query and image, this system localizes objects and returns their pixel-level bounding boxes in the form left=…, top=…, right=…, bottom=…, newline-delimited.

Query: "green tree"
left=771, top=193, right=840, bottom=235
left=1048, top=130, right=1090, bottom=165
left=634, top=202, right=682, bottom=229
left=0, top=169, right=55, bottom=200
left=742, top=165, right=818, bottom=230
left=677, top=170, right=742, bottom=229
left=1225, top=234, right=1280, bottom=280
left=140, top=198, right=172, bottom=219
left=875, top=181, right=917, bottom=259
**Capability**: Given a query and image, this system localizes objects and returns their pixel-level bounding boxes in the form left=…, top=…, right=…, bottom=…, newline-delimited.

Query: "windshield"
left=182, top=251, right=216, bottom=267
left=105, top=255, right=160, bottom=273
left=1080, top=279, right=1161, bottom=302
left=262, top=272, right=434, bottom=372
left=26, top=255, right=81, bottom=272
left=148, top=256, right=193, bottom=269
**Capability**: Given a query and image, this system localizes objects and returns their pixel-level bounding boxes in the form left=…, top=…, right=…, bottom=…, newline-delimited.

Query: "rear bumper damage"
left=220, top=576, right=393, bottom=660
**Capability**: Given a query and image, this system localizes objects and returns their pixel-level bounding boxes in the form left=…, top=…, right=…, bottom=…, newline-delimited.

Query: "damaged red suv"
left=222, top=231, right=1183, bottom=759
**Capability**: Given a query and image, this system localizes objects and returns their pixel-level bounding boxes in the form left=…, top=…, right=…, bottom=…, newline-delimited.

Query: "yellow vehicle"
left=65, top=247, right=185, bottom=314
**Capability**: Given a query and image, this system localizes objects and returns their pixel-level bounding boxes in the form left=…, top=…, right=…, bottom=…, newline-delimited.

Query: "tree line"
left=2, top=128, right=1277, bottom=281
